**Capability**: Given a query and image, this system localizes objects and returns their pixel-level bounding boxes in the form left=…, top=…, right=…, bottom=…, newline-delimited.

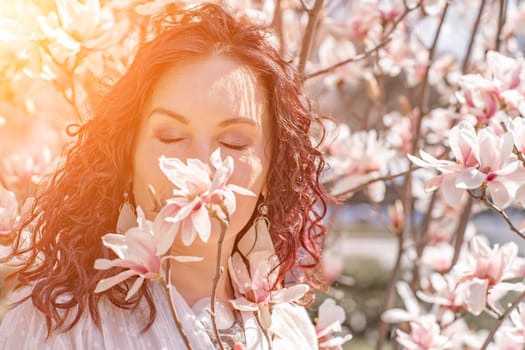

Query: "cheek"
left=132, top=138, right=173, bottom=216
left=226, top=150, right=269, bottom=231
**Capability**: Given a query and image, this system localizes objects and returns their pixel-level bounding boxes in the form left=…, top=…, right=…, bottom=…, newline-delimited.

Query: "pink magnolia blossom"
left=94, top=207, right=202, bottom=300
left=316, top=298, right=352, bottom=350
left=456, top=74, right=500, bottom=124
left=408, top=121, right=478, bottom=206
left=157, top=148, right=254, bottom=246
left=486, top=51, right=523, bottom=91
left=228, top=219, right=309, bottom=329
left=323, top=127, right=395, bottom=202
left=454, top=235, right=524, bottom=315
left=395, top=316, right=451, bottom=350
left=421, top=243, right=454, bottom=272
left=409, top=121, right=524, bottom=208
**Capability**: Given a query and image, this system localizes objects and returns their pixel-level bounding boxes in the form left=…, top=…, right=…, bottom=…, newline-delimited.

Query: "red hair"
left=6, top=3, right=330, bottom=333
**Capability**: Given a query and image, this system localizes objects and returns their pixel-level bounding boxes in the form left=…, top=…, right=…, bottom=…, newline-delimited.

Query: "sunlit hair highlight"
left=6, top=3, right=330, bottom=333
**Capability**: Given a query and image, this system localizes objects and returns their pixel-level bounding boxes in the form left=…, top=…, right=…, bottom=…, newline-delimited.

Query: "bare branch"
left=495, top=0, right=507, bottom=51
left=470, top=190, right=525, bottom=240
left=480, top=290, right=525, bottom=350
left=462, top=0, right=487, bottom=73
left=305, top=1, right=419, bottom=81
left=376, top=230, right=404, bottom=350
left=331, top=169, right=414, bottom=200
left=306, top=38, right=392, bottom=79
left=449, top=196, right=474, bottom=270
left=296, top=0, right=325, bottom=84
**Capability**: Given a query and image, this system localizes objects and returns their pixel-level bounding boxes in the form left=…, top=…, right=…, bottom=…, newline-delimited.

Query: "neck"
left=168, top=236, right=237, bottom=307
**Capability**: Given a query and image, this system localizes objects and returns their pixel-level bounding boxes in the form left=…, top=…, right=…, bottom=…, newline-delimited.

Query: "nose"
left=185, top=138, right=217, bottom=169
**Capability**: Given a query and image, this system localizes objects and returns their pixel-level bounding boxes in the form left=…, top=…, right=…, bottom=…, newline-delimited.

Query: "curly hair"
left=7, top=2, right=330, bottom=334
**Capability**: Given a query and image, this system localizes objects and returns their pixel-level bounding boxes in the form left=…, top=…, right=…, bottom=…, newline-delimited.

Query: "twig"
left=411, top=190, right=438, bottom=290
left=480, top=290, right=525, bottom=350
left=333, top=169, right=414, bottom=199
left=411, top=1, right=450, bottom=152
left=448, top=196, right=474, bottom=270
left=461, top=0, right=487, bottom=73
left=209, top=209, right=229, bottom=350
left=298, top=0, right=311, bottom=12
left=306, top=1, right=419, bottom=80
left=376, top=228, right=404, bottom=350
left=161, top=270, right=193, bottom=350
left=495, top=0, right=507, bottom=51
left=296, top=0, right=325, bottom=84
left=473, top=191, right=525, bottom=239
left=306, top=38, right=392, bottom=79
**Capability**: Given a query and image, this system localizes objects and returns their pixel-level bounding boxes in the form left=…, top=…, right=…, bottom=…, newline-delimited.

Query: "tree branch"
left=495, top=0, right=507, bottom=51
left=462, top=0, right=487, bottom=73
left=376, top=229, right=404, bottom=350
left=480, top=290, right=525, bottom=350
left=332, top=169, right=414, bottom=200
left=305, top=1, right=419, bottom=81
left=296, top=0, right=325, bottom=84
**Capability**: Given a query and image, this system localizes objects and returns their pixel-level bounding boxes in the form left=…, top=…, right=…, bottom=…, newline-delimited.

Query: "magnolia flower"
left=94, top=207, right=202, bottom=300
left=395, top=316, right=451, bottom=350
left=323, top=128, right=395, bottom=202
left=420, top=243, right=454, bottom=272
left=486, top=51, right=522, bottom=91
left=456, top=74, right=500, bottom=123
left=453, top=235, right=524, bottom=315
left=408, top=121, right=479, bottom=206
left=157, top=148, right=254, bottom=245
left=409, top=121, right=524, bottom=208
left=316, top=298, right=352, bottom=350
left=228, top=218, right=309, bottom=329
left=0, top=188, right=18, bottom=243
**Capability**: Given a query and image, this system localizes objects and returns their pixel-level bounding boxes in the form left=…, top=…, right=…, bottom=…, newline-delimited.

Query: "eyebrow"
left=148, top=107, right=258, bottom=127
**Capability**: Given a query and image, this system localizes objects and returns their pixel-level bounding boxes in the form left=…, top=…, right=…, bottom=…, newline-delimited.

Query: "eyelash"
left=159, top=137, right=247, bottom=150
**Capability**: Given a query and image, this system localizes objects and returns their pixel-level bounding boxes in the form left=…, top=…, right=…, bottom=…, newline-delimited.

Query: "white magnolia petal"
left=227, top=184, right=255, bottom=197
left=125, top=277, right=144, bottom=301
left=455, top=169, right=485, bottom=189
left=181, top=217, right=197, bottom=246
left=192, top=206, right=211, bottom=243
left=488, top=181, right=511, bottom=208
left=465, top=279, right=488, bottom=316
left=101, top=233, right=127, bottom=259
left=93, top=258, right=120, bottom=270
left=168, top=198, right=200, bottom=223
left=94, top=269, right=137, bottom=293
left=154, top=205, right=181, bottom=255
left=424, top=175, right=443, bottom=192
left=210, top=148, right=222, bottom=170
left=230, top=298, right=258, bottom=311
left=271, top=284, right=309, bottom=304
left=166, top=255, right=204, bottom=262
left=258, top=305, right=272, bottom=330
left=381, top=308, right=414, bottom=323
left=441, top=174, right=466, bottom=207
left=317, top=298, right=346, bottom=330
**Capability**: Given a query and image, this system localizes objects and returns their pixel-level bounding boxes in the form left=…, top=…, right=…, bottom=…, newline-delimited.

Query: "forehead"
left=148, top=55, right=268, bottom=124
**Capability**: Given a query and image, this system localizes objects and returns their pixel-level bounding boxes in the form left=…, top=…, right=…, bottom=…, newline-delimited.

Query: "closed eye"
left=220, top=142, right=248, bottom=151
left=159, top=137, right=185, bottom=144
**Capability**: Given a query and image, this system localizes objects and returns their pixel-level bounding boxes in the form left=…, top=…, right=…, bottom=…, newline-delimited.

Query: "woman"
left=0, top=3, right=329, bottom=349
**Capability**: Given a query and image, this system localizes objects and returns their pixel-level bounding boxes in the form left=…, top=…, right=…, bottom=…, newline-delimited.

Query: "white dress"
left=0, top=282, right=318, bottom=350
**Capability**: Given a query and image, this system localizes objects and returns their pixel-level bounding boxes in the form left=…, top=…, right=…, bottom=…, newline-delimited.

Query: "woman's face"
left=132, top=55, right=272, bottom=244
